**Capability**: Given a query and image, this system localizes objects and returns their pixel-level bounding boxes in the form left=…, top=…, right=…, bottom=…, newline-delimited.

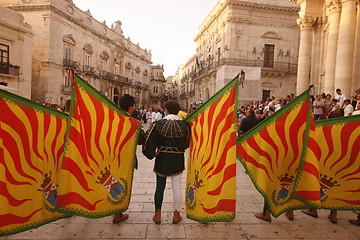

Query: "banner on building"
left=56, top=74, right=140, bottom=217
left=185, top=76, right=238, bottom=222
left=0, top=90, right=68, bottom=237
left=236, top=88, right=318, bottom=217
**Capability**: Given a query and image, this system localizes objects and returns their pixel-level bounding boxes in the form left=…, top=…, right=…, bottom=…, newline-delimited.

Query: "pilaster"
left=351, top=0, right=360, bottom=92
left=334, top=0, right=357, bottom=97
left=324, top=0, right=342, bottom=94
left=296, top=16, right=314, bottom=94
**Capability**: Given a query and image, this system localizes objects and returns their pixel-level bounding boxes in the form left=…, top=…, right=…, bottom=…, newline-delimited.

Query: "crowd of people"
left=236, top=88, right=360, bottom=136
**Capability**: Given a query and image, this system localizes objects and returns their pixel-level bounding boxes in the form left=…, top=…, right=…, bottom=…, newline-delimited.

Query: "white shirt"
left=335, top=93, right=346, bottom=108
left=344, top=104, right=354, bottom=116
left=151, top=111, right=156, bottom=122
left=165, top=114, right=180, bottom=120
left=155, top=112, right=162, bottom=121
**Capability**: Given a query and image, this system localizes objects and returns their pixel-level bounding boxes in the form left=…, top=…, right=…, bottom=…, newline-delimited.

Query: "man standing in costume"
left=142, top=100, right=191, bottom=224
left=113, top=94, right=145, bottom=224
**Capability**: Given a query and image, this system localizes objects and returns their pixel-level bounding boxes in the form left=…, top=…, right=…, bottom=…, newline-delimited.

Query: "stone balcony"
left=0, top=63, right=20, bottom=77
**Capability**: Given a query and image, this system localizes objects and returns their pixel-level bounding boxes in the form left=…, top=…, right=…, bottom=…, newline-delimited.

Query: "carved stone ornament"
left=67, top=5, right=74, bottom=15
left=100, top=51, right=109, bottom=60
left=325, top=0, right=342, bottom=13
left=63, top=34, right=76, bottom=46
left=125, top=62, right=132, bottom=71
left=135, top=66, right=141, bottom=74
left=83, top=43, right=93, bottom=54
left=143, top=69, right=148, bottom=77
left=296, top=16, right=315, bottom=30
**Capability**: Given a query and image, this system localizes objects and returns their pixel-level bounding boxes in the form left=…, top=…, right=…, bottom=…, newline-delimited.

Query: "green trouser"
left=154, top=175, right=167, bottom=211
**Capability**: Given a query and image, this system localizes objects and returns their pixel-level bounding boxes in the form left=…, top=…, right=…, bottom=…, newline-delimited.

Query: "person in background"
left=323, top=94, right=332, bottom=117
left=335, top=88, right=346, bottom=109
left=177, top=108, right=188, bottom=120
left=343, top=99, right=354, bottom=116
left=313, top=95, right=325, bottom=121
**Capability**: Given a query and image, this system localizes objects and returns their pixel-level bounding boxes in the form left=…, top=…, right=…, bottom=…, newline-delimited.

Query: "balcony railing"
left=114, top=74, right=127, bottom=84
left=0, top=64, right=20, bottom=76
left=142, top=84, right=149, bottom=90
left=189, top=58, right=298, bottom=79
left=63, top=59, right=78, bottom=69
left=99, top=70, right=113, bottom=80
left=83, top=65, right=95, bottom=73
left=188, top=90, right=195, bottom=96
left=61, top=84, right=72, bottom=94
left=180, top=93, right=187, bottom=99
left=125, top=78, right=133, bottom=85
left=134, top=81, right=142, bottom=88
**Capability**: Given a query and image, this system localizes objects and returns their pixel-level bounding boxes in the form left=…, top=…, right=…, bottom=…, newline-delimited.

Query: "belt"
left=157, top=146, right=185, bottom=154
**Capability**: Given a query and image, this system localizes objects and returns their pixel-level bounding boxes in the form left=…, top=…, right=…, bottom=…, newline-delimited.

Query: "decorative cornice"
left=195, top=0, right=299, bottom=41
left=7, top=4, right=152, bottom=64
left=296, top=16, right=315, bottom=30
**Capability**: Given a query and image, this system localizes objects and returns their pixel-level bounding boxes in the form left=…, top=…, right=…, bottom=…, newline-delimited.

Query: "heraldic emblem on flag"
left=304, top=115, right=360, bottom=210
left=237, top=87, right=314, bottom=217
left=185, top=76, right=238, bottom=222
left=95, top=166, right=128, bottom=203
left=56, top=74, right=140, bottom=218
left=0, top=90, right=68, bottom=237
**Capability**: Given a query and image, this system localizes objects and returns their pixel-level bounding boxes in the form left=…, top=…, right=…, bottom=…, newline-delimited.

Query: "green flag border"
left=185, top=76, right=239, bottom=123
left=0, top=90, right=70, bottom=237
left=57, top=74, right=140, bottom=218
left=236, top=88, right=315, bottom=217
left=185, top=75, right=239, bottom=222
left=314, top=114, right=360, bottom=211
left=0, top=89, right=69, bottom=119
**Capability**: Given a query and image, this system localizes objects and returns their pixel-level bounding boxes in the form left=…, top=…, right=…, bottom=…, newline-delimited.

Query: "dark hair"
left=164, top=100, right=180, bottom=114
left=336, top=88, right=341, bottom=92
left=247, top=109, right=255, bottom=116
left=119, top=94, right=135, bottom=112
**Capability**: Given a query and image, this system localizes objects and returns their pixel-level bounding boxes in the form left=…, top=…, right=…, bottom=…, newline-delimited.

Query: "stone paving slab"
left=2, top=146, right=359, bottom=239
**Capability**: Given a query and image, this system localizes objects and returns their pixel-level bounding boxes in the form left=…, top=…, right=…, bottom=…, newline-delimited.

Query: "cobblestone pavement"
left=2, top=146, right=360, bottom=239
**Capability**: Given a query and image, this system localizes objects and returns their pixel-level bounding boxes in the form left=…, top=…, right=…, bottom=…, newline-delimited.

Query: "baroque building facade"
left=149, top=64, right=166, bottom=108
left=0, top=0, right=160, bottom=108
left=291, top=0, right=360, bottom=98
left=174, top=0, right=300, bottom=109
left=0, top=5, right=32, bottom=98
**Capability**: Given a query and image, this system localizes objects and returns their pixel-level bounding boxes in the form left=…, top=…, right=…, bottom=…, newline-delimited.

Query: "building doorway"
left=113, top=87, right=120, bottom=106
left=264, top=44, right=274, bottom=68
left=262, top=90, right=271, bottom=102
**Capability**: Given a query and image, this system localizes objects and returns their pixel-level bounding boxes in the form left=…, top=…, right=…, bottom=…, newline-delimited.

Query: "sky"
left=73, top=0, right=219, bottom=77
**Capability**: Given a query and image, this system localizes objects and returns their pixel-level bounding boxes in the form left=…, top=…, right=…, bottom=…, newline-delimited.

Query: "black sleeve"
left=138, top=128, right=146, bottom=145
left=142, top=123, right=157, bottom=159
left=185, top=122, right=191, bottom=149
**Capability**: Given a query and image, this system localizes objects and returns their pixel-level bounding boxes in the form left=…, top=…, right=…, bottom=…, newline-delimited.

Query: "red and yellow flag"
left=304, top=115, right=360, bottom=210
left=56, top=75, right=140, bottom=217
left=236, top=88, right=317, bottom=217
left=185, top=76, right=238, bottom=222
left=0, top=90, right=68, bottom=237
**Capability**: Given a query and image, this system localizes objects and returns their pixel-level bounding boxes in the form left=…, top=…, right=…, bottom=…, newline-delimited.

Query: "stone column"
left=324, top=0, right=342, bottom=95
left=352, top=0, right=360, bottom=92
left=334, top=0, right=357, bottom=97
left=296, top=16, right=314, bottom=95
